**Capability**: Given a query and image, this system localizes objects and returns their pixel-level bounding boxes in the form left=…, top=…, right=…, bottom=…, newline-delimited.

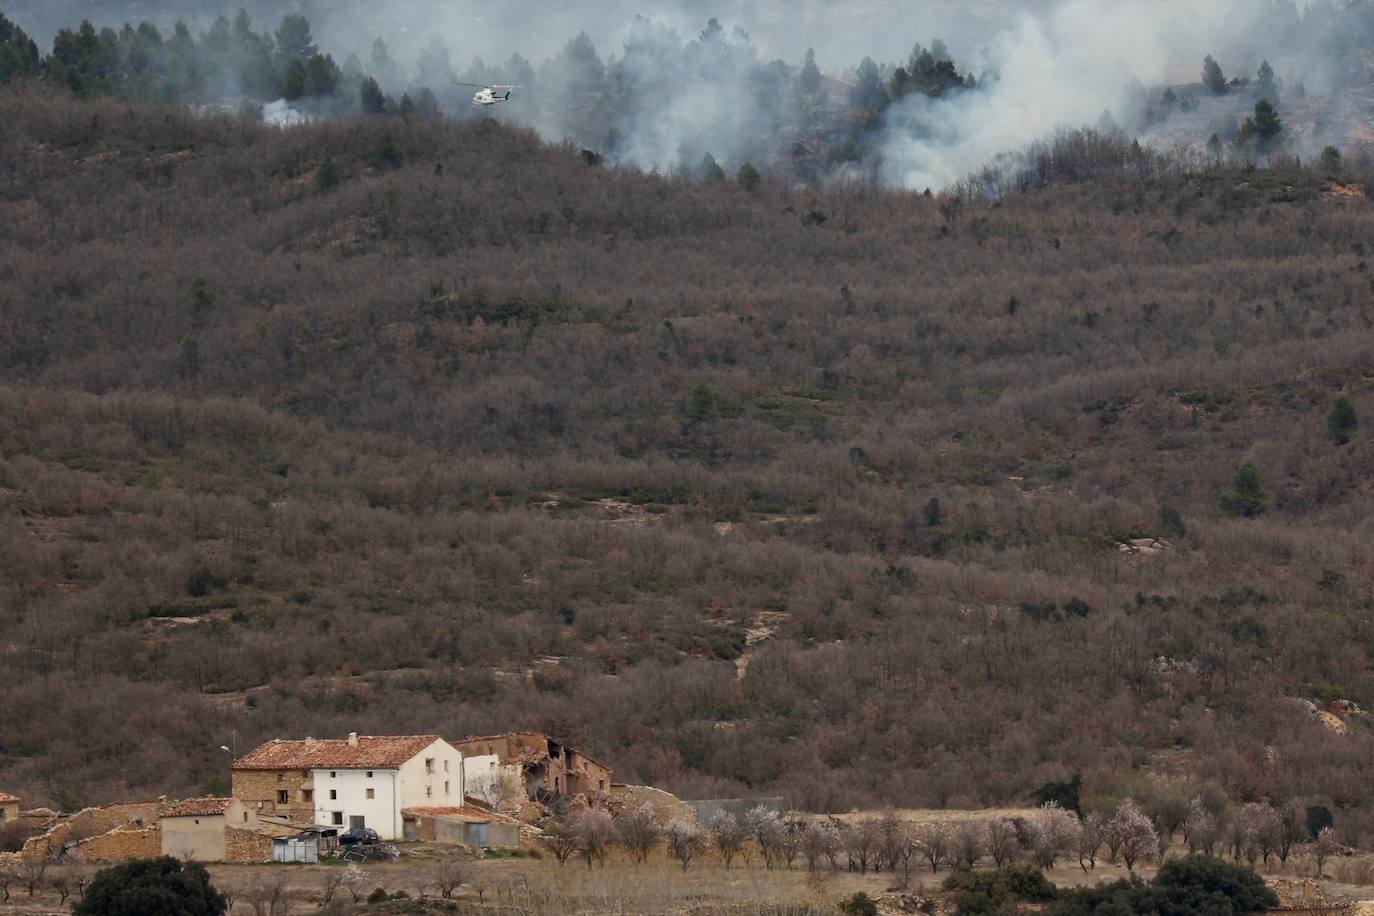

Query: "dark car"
left=339, top=826, right=380, bottom=846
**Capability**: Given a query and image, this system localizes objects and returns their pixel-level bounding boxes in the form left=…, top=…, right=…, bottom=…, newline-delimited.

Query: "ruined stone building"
left=0, top=791, right=18, bottom=822
left=230, top=733, right=464, bottom=840
left=452, top=732, right=612, bottom=810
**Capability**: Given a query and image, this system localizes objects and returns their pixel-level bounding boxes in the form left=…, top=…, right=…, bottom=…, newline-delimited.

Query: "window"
left=365, top=789, right=375, bottom=800
left=243, top=812, right=249, bottom=823
left=350, top=816, right=365, bottom=829
left=366, top=771, right=373, bottom=778
left=303, top=789, right=314, bottom=803
left=330, top=771, right=337, bottom=778
left=276, top=790, right=289, bottom=804
left=426, top=786, right=432, bottom=797
left=444, top=760, right=449, bottom=773
left=444, top=781, right=450, bottom=795
left=332, top=812, right=343, bottom=826
left=329, top=790, right=337, bottom=800
left=425, top=758, right=435, bottom=773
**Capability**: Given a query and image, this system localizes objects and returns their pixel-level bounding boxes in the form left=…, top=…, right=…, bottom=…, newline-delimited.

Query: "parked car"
left=339, top=826, right=380, bottom=846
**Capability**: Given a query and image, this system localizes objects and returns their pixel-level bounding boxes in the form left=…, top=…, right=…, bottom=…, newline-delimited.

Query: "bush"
left=1220, top=463, right=1269, bottom=518
left=75, top=857, right=226, bottom=916
left=1050, top=855, right=1277, bottom=915
left=945, top=867, right=1056, bottom=915
left=1327, top=396, right=1357, bottom=445
left=1034, top=774, right=1082, bottom=814
left=839, top=892, right=878, bottom=916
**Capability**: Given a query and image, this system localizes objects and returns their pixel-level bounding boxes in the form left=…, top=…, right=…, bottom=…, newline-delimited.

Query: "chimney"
left=347, top=732, right=359, bottom=746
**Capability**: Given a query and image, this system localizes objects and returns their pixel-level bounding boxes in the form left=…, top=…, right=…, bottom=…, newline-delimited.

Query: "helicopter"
left=454, top=82, right=522, bottom=107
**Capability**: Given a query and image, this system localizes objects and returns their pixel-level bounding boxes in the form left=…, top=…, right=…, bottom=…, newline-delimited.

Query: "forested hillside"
left=2, top=84, right=1374, bottom=836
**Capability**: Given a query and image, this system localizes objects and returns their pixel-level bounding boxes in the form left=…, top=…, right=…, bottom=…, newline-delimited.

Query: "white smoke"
left=261, top=99, right=309, bottom=126
left=880, top=0, right=1230, bottom=190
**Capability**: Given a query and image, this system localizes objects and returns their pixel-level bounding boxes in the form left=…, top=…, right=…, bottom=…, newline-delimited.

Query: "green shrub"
left=75, top=857, right=226, bottom=916
left=945, top=867, right=1056, bottom=915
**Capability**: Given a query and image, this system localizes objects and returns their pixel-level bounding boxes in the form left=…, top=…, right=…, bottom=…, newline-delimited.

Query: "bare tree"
left=1076, top=812, right=1105, bottom=872
left=1313, top=827, right=1339, bottom=877
left=875, top=810, right=906, bottom=873
left=953, top=820, right=986, bottom=869
left=913, top=822, right=951, bottom=874
left=800, top=820, right=840, bottom=873
left=1106, top=801, right=1157, bottom=873
left=242, top=873, right=289, bottom=916
left=1029, top=803, right=1080, bottom=870
left=0, top=864, right=15, bottom=903
left=1185, top=798, right=1220, bottom=856
left=340, top=864, right=368, bottom=904
left=542, top=819, right=579, bottom=866
left=615, top=804, right=663, bottom=864
left=320, top=868, right=345, bottom=905
left=709, top=812, right=749, bottom=869
left=432, top=859, right=470, bottom=899
left=665, top=818, right=707, bottom=870
left=570, top=808, right=615, bottom=869
left=986, top=817, right=1018, bottom=868
left=1278, top=801, right=1305, bottom=866
left=17, top=856, right=50, bottom=898
left=846, top=818, right=880, bottom=873
left=746, top=807, right=786, bottom=870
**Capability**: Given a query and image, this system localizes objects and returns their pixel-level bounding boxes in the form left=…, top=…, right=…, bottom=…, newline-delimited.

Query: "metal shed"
left=272, top=834, right=319, bottom=864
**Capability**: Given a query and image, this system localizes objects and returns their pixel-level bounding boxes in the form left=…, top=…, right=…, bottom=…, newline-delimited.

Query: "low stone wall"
left=225, top=827, right=272, bottom=864
left=73, top=826, right=162, bottom=862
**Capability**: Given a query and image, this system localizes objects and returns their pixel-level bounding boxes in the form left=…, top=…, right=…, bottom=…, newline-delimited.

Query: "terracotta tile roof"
left=0, top=791, right=19, bottom=804
left=162, top=797, right=236, bottom=817
left=232, top=735, right=441, bottom=771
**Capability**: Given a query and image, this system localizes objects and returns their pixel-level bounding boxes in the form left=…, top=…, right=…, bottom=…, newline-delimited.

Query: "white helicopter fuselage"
left=472, top=87, right=515, bottom=107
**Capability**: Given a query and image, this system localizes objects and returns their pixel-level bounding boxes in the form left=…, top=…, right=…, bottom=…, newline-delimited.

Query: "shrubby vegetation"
left=1, top=85, right=1374, bottom=832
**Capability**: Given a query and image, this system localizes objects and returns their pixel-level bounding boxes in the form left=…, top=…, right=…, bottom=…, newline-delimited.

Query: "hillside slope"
left=2, top=85, right=1374, bottom=823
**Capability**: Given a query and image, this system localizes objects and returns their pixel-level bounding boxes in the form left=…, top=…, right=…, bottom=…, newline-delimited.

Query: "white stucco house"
left=231, top=733, right=465, bottom=840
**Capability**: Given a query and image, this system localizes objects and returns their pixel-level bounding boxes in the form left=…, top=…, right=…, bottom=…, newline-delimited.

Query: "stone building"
left=0, top=791, right=18, bottom=823
left=231, top=733, right=464, bottom=840
left=160, top=797, right=261, bottom=862
left=453, top=732, right=612, bottom=809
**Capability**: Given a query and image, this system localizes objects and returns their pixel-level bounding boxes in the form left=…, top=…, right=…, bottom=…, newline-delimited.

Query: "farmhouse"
left=0, top=791, right=18, bottom=822
left=453, top=732, right=611, bottom=810
left=159, top=797, right=275, bottom=863
left=231, top=733, right=463, bottom=841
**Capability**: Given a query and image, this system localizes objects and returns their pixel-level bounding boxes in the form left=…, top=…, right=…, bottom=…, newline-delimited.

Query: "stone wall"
left=72, top=826, right=162, bottom=862
left=224, top=827, right=273, bottom=864
left=12, top=802, right=160, bottom=861
left=231, top=769, right=314, bottom=822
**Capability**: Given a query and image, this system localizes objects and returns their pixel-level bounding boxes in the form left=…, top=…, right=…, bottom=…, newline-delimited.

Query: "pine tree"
left=736, top=162, right=761, bottom=193
left=799, top=47, right=821, bottom=96
left=698, top=153, right=726, bottom=182
left=281, top=57, right=307, bottom=100
left=1256, top=59, right=1278, bottom=100
left=1220, top=463, right=1269, bottom=517
left=1236, top=99, right=1282, bottom=147
left=360, top=75, right=386, bottom=113
left=1327, top=396, right=1357, bottom=445
left=1203, top=54, right=1227, bottom=94
left=316, top=155, right=340, bottom=192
